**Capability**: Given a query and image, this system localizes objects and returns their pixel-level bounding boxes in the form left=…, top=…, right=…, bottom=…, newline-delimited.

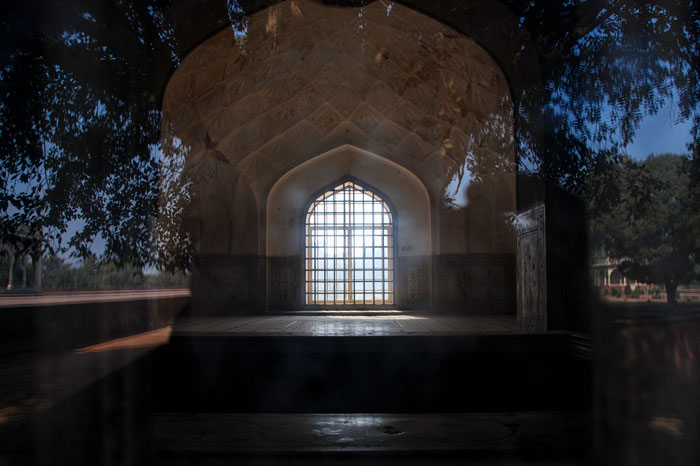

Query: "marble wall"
left=190, top=255, right=265, bottom=313
left=266, top=254, right=432, bottom=311
left=266, top=145, right=432, bottom=257
left=437, top=254, right=516, bottom=314
left=267, top=256, right=300, bottom=311
left=160, top=0, right=518, bottom=314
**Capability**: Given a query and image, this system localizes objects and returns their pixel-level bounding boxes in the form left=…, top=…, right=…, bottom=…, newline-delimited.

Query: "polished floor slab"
left=154, top=411, right=590, bottom=460
left=0, top=315, right=519, bottom=425
left=172, top=315, right=518, bottom=336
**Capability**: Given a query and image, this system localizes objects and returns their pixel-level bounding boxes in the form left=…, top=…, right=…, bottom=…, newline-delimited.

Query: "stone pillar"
left=21, top=254, right=27, bottom=289
left=32, top=254, right=42, bottom=290
left=6, top=249, right=14, bottom=290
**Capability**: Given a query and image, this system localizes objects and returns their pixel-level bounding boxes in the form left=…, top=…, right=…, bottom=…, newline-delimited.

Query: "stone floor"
left=1, top=314, right=592, bottom=465
left=0, top=315, right=517, bottom=425
left=173, top=314, right=518, bottom=336
left=154, top=411, right=591, bottom=464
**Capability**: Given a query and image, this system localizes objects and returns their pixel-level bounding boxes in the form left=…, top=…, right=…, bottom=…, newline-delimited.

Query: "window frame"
left=300, top=177, right=398, bottom=310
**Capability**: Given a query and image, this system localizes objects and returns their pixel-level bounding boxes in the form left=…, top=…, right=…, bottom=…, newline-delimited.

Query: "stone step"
left=151, top=333, right=593, bottom=413
left=153, top=411, right=592, bottom=465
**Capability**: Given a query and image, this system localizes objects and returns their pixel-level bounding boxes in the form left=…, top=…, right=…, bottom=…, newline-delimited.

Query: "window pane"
left=305, top=181, right=394, bottom=305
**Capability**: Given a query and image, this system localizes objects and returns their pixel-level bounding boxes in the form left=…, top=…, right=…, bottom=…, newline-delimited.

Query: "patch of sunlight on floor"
left=324, top=314, right=428, bottom=320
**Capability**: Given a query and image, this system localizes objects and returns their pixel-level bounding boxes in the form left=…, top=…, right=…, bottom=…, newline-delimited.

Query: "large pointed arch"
left=266, top=144, right=431, bottom=310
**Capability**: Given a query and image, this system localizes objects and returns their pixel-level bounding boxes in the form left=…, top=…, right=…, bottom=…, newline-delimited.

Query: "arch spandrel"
left=267, top=144, right=431, bottom=258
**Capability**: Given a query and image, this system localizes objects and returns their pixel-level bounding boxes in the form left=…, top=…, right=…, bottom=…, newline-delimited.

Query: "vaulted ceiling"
left=158, top=0, right=539, bottom=106
left=162, top=0, right=517, bottom=201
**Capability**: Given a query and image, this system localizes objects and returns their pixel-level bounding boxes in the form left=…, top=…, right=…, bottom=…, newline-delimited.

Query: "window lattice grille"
left=305, top=181, right=394, bottom=306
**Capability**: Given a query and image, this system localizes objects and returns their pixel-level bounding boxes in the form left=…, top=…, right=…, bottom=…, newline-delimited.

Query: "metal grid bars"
left=305, top=181, right=394, bottom=306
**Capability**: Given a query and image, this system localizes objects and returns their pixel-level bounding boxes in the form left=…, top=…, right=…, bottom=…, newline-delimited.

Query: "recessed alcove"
left=266, top=145, right=431, bottom=310
left=161, top=0, right=518, bottom=314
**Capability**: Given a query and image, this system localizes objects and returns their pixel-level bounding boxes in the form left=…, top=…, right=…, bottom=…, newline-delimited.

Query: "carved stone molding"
left=515, top=204, right=546, bottom=332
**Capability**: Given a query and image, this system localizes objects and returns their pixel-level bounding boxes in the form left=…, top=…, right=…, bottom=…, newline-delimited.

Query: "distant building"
left=591, top=256, right=652, bottom=289
left=2, top=227, right=42, bottom=291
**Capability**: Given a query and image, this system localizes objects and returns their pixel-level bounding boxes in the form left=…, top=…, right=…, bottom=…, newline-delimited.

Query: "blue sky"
left=624, top=100, right=693, bottom=160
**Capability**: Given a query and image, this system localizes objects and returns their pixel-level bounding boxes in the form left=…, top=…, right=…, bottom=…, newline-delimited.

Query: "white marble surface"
left=154, top=411, right=589, bottom=454
left=162, top=0, right=514, bottom=193
left=161, top=0, right=517, bottom=257
left=172, top=315, right=517, bottom=336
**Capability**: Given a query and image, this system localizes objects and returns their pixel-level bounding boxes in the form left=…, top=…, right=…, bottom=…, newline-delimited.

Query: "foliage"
left=38, top=255, right=189, bottom=291
left=508, top=0, right=700, bottom=196
left=0, top=253, right=188, bottom=291
left=0, top=0, right=187, bottom=269
left=587, top=153, right=699, bottom=303
left=0, top=0, right=698, bottom=270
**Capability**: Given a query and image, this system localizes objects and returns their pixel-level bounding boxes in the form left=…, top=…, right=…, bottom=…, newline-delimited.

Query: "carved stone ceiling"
left=162, top=0, right=514, bottom=200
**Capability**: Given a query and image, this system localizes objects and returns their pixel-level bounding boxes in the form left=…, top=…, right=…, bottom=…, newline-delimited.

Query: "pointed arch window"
left=305, top=181, right=394, bottom=306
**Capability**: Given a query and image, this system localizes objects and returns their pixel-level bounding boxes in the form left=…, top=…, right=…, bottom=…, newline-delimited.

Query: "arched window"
left=305, top=181, right=394, bottom=306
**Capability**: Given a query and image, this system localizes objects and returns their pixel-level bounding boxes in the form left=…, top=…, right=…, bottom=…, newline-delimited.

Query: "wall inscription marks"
left=397, top=256, right=429, bottom=310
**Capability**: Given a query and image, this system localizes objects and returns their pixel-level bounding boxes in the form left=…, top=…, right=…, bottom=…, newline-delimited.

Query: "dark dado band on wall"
left=190, top=253, right=514, bottom=314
